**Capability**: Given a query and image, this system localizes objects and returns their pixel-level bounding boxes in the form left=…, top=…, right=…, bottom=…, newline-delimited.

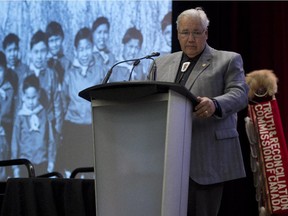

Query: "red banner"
left=248, top=99, right=288, bottom=215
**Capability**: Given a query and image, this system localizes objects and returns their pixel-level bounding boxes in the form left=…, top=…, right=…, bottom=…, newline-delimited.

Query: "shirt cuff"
left=212, top=98, right=222, bottom=117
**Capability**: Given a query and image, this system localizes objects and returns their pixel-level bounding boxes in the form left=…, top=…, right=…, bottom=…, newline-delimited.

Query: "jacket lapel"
left=158, top=52, right=182, bottom=82
left=185, top=45, right=212, bottom=90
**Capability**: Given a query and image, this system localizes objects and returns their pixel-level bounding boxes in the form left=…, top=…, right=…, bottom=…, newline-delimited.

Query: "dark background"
left=172, top=1, right=288, bottom=215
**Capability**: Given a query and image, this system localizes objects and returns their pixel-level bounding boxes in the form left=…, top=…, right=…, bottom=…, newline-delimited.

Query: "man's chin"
left=186, top=50, right=201, bottom=58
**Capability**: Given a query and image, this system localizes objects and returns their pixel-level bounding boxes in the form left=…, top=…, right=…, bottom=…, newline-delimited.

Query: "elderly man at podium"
left=149, top=7, right=248, bottom=216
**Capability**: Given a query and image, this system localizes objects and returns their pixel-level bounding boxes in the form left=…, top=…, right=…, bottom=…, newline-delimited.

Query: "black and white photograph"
left=0, top=0, right=172, bottom=178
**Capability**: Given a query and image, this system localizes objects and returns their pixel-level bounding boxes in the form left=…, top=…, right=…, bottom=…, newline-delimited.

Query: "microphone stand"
left=129, top=52, right=160, bottom=81
left=147, top=57, right=157, bottom=81
left=102, top=52, right=160, bottom=84
left=128, top=59, right=141, bottom=81
left=102, top=58, right=138, bottom=84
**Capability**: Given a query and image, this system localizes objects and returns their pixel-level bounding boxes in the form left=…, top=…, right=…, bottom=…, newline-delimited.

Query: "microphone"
left=128, top=52, right=160, bottom=81
left=102, top=52, right=160, bottom=84
left=102, top=58, right=135, bottom=84
left=145, top=52, right=160, bottom=59
left=128, top=59, right=141, bottom=81
left=147, top=56, right=158, bottom=81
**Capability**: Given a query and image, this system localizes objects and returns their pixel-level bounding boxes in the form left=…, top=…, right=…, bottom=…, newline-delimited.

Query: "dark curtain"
left=172, top=1, right=288, bottom=216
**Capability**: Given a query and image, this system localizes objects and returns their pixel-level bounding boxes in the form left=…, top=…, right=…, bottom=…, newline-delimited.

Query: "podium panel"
left=92, top=94, right=166, bottom=215
left=90, top=87, right=192, bottom=216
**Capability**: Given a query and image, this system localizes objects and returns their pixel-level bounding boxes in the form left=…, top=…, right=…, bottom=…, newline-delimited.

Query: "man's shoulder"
left=209, top=46, right=240, bottom=58
left=156, top=51, right=182, bottom=62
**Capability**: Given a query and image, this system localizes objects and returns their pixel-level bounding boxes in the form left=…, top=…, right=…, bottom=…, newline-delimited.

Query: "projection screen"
left=0, top=0, right=172, bottom=178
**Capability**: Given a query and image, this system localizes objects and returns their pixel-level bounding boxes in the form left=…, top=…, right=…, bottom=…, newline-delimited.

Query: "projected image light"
left=0, top=0, right=172, bottom=178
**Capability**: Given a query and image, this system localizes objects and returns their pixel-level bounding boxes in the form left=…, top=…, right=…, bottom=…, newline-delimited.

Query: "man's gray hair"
left=176, top=7, right=210, bottom=30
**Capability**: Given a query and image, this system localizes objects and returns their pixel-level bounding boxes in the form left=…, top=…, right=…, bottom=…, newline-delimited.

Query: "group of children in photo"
left=0, top=11, right=172, bottom=179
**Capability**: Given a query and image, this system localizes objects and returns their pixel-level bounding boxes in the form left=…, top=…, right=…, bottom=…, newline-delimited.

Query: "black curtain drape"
left=172, top=2, right=288, bottom=216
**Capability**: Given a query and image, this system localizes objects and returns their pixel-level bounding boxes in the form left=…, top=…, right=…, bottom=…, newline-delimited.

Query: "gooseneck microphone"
left=128, top=52, right=160, bottom=81
left=102, top=59, right=134, bottom=84
left=144, top=52, right=160, bottom=59
left=102, top=52, right=160, bottom=84
left=128, top=59, right=141, bottom=81
left=147, top=56, right=158, bottom=81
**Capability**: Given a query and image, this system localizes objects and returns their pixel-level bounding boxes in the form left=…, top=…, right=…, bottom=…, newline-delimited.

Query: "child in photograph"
left=2, top=33, right=28, bottom=118
left=2, top=33, right=30, bottom=92
left=60, top=27, right=105, bottom=177
left=25, top=30, right=62, bottom=149
left=2, top=33, right=24, bottom=91
left=46, top=21, right=71, bottom=143
left=92, top=16, right=116, bottom=70
left=46, top=21, right=71, bottom=88
left=0, top=52, right=14, bottom=180
left=109, top=27, right=145, bottom=82
left=11, top=74, right=55, bottom=177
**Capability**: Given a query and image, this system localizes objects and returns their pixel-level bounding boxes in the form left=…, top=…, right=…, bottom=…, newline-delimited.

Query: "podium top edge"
left=78, top=81, right=199, bottom=106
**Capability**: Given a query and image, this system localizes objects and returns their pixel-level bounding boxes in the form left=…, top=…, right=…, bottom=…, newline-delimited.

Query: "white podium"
left=79, top=81, right=197, bottom=216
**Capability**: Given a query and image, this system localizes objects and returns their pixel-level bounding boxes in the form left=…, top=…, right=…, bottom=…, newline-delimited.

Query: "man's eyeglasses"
left=178, top=29, right=206, bottom=39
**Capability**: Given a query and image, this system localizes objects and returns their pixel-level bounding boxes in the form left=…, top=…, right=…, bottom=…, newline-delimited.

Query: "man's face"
left=76, top=39, right=93, bottom=66
left=177, top=16, right=208, bottom=58
left=92, top=24, right=109, bottom=51
left=4, top=43, right=19, bottom=67
left=123, top=39, right=140, bottom=60
left=48, top=35, right=63, bottom=57
left=30, top=41, right=48, bottom=70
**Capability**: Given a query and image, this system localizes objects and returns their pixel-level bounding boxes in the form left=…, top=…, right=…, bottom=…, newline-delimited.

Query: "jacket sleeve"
left=214, top=53, right=249, bottom=118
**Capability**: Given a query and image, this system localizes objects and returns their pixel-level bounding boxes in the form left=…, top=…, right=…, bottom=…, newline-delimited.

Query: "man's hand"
left=194, top=96, right=216, bottom=118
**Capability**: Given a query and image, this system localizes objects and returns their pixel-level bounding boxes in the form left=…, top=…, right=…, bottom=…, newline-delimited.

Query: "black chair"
left=37, top=171, right=64, bottom=178
left=0, top=158, right=36, bottom=211
left=70, top=167, right=94, bottom=178
left=0, top=158, right=35, bottom=178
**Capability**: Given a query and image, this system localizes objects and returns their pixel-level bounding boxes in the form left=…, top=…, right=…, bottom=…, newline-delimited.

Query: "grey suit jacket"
left=152, top=45, right=249, bottom=184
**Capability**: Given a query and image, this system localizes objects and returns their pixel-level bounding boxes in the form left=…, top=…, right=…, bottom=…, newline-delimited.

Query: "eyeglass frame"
left=178, top=29, right=206, bottom=39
